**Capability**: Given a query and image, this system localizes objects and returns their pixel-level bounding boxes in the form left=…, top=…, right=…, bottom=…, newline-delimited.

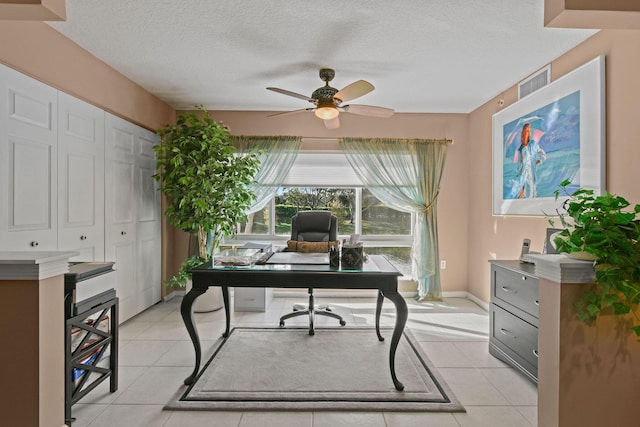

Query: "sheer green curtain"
left=233, top=135, right=301, bottom=213
left=338, top=137, right=450, bottom=301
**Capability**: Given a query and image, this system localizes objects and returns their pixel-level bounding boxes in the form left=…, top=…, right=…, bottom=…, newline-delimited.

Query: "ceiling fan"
left=267, top=68, right=394, bottom=129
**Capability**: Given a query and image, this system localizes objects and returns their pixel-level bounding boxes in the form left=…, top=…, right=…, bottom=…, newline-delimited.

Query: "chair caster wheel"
left=309, top=329, right=315, bottom=336
left=340, top=320, right=346, bottom=326
left=279, top=320, right=285, bottom=327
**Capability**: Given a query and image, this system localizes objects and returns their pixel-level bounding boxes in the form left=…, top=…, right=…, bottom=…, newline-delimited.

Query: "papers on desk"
left=266, top=252, right=329, bottom=265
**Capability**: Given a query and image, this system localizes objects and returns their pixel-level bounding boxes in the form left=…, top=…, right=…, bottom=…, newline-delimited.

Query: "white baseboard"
left=163, top=290, right=184, bottom=302
left=455, top=291, right=490, bottom=311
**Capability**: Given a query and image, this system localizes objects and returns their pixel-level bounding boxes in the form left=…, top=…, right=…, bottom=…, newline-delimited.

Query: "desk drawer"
left=491, top=303, right=538, bottom=369
left=492, top=265, right=539, bottom=317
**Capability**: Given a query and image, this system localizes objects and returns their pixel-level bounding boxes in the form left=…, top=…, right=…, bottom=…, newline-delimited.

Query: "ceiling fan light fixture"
left=315, top=98, right=339, bottom=120
left=315, top=105, right=339, bottom=120
left=267, top=68, right=391, bottom=129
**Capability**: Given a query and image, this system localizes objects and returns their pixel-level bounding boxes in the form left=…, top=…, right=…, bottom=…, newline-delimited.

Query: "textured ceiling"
left=49, top=0, right=597, bottom=113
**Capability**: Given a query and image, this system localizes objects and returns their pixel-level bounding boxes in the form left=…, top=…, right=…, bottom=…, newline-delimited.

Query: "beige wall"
left=466, top=29, right=640, bottom=302
left=545, top=0, right=640, bottom=29
left=0, top=276, right=64, bottom=426
left=0, top=21, right=174, bottom=131
left=538, top=276, right=640, bottom=426
left=0, top=0, right=66, bottom=21
left=206, top=111, right=471, bottom=294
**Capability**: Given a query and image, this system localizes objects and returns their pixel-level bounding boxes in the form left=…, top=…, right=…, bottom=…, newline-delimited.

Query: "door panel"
left=112, top=239, right=136, bottom=322
left=106, top=113, right=161, bottom=321
left=111, top=160, right=136, bottom=224
left=0, top=64, right=57, bottom=251
left=106, top=114, right=138, bottom=321
left=10, top=137, right=52, bottom=229
left=136, top=127, right=161, bottom=311
left=57, top=92, right=105, bottom=261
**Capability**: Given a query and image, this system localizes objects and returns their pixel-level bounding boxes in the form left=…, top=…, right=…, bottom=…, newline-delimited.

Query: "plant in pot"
left=549, top=179, right=640, bottom=339
left=153, top=108, right=260, bottom=309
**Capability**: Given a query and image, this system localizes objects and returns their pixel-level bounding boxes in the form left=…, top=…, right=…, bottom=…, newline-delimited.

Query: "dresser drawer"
left=492, top=265, right=539, bottom=318
left=491, top=303, right=539, bottom=370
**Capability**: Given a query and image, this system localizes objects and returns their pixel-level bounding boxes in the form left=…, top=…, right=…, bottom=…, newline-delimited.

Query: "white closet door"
left=0, top=64, right=58, bottom=251
left=105, top=113, right=161, bottom=322
left=105, top=113, right=138, bottom=322
left=57, top=92, right=105, bottom=262
left=135, top=128, right=162, bottom=311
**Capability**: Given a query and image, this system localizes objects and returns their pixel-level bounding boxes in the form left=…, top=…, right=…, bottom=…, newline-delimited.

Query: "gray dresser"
left=489, top=260, right=539, bottom=383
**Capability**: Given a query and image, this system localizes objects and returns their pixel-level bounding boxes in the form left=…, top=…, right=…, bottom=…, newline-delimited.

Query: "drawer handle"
left=500, top=328, right=516, bottom=339
left=80, top=235, right=87, bottom=240
left=535, top=300, right=539, bottom=306
left=121, top=231, right=127, bottom=236
left=533, top=349, right=539, bottom=358
left=501, top=286, right=516, bottom=293
left=521, top=276, right=527, bottom=281
left=30, top=241, right=39, bottom=247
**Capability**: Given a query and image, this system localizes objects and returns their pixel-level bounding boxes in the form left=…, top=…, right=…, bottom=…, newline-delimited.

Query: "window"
left=234, top=186, right=412, bottom=276
left=230, top=150, right=413, bottom=276
left=361, top=188, right=411, bottom=236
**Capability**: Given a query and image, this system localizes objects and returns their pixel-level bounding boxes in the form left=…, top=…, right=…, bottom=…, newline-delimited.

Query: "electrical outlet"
left=440, top=260, right=446, bottom=269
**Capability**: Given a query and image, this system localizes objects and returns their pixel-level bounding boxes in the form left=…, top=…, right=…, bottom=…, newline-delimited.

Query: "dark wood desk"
left=181, top=255, right=407, bottom=390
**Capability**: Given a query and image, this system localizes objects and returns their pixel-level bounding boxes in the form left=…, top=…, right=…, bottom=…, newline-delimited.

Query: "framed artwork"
left=492, top=55, right=605, bottom=216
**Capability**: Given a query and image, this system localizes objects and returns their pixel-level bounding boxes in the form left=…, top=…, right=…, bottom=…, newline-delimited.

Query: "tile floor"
left=70, top=294, right=538, bottom=427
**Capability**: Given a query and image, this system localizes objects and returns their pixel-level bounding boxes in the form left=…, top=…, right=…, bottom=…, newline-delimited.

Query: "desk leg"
left=383, top=290, right=408, bottom=391
left=222, top=286, right=231, bottom=338
left=375, top=290, right=384, bottom=342
left=181, top=286, right=206, bottom=385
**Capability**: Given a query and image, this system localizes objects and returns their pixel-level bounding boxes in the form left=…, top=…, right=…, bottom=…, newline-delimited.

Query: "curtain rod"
left=235, top=136, right=453, bottom=142
left=301, top=137, right=453, bottom=141
left=301, top=137, right=454, bottom=143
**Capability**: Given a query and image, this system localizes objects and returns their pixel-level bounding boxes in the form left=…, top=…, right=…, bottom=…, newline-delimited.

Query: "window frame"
left=227, top=186, right=414, bottom=249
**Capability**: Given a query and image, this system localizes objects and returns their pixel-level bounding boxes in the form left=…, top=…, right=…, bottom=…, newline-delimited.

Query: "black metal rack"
left=64, top=264, right=118, bottom=426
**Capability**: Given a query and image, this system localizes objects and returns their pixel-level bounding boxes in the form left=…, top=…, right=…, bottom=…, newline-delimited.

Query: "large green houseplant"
left=550, top=179, right=640, bottom=339
left=153, top=108, right=260, bottom=286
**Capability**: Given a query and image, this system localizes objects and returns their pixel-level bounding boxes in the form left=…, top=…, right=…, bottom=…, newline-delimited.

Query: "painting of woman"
left=509, top=123, right=547, bottom=199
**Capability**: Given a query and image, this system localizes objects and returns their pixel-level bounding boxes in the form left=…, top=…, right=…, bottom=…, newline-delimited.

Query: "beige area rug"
left=165, top=327, right=464, bottom=412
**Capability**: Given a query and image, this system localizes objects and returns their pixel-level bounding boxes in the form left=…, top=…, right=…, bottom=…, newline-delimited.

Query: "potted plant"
left=550, top=179, right=640, bottom=339
left=153, top=107, right=259, bottom=309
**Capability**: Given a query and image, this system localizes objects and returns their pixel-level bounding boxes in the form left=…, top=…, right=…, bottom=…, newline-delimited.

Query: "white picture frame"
left=492, top=55, right=605, bottom=216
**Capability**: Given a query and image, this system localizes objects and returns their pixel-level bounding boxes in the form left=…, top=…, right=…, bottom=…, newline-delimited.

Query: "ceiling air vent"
left=518, top=65, right=551, bottom=99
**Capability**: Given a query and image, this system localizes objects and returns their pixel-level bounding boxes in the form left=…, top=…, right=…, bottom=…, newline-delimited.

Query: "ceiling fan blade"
left=266, top=87, right=314, bottom=102
left=334, top=80, right=374, bottom=103
left=267, top=108, right=314, bottom=117
left=324, top=116, right=340, bottom=129
left=343, top=104, right=394, bottom=118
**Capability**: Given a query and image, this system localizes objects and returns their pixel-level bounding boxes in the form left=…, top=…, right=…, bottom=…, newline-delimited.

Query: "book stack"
left=526, top=254, right=596, bottom=283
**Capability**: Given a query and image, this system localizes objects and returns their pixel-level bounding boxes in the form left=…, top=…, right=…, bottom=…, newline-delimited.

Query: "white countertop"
left=0, top=251, right=80, bottom=280
left=0, top=251, right=79, bottom=264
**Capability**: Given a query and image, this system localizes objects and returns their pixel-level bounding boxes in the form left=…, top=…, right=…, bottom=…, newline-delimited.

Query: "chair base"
left=279, top=289, right=346, bottom=335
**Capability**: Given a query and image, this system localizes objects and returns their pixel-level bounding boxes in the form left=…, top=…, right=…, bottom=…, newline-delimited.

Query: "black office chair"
left=279, top=210, right=346, bottom=335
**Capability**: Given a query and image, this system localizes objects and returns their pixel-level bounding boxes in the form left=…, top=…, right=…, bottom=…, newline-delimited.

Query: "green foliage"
left=550, top=179, right=640, bottom=340
left=163, top=255, right=204, bottom=288
left=153, top=107, right=260, bottom=262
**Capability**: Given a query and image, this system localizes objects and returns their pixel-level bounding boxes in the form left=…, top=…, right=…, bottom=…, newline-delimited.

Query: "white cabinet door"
left=57, top=92, right=105, bottom=262
left=136, top=128, right=162, bottom=311
left=105, top=113, right=138, bottom=322
left=0, top=64, right=58, bottom=251
left=105, top=113, right=161, bottom=322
